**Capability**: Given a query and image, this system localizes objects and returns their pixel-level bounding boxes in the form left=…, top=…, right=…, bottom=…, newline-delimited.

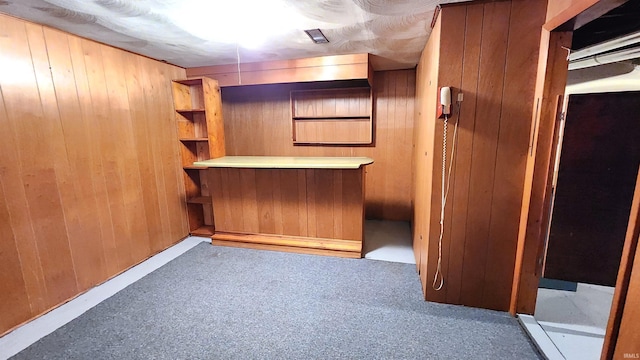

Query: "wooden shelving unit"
left=290, top=87, right=373, bottom=145
left=171, top=77, right=225, bottom=236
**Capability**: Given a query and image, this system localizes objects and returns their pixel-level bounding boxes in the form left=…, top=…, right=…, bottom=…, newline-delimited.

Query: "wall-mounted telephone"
left=437, top=86, right=452, bottom=119
left=434, top=85, right=460, bottom=291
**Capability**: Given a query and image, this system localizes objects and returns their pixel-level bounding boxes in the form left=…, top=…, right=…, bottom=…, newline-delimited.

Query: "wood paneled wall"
left=0, top=14, right=188, bottom=335
left=186, top=54, right=372, bottom=87
left=219, top=70, right=415, bottom=221
left=209, top=168, right=364, bottom=240
left=412, top=0, right=547, bottom=311
left=412, top=13, right=441, bottom=290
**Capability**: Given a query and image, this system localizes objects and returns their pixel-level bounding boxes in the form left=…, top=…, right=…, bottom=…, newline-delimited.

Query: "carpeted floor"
left=13, top=244, right=542, bottom=359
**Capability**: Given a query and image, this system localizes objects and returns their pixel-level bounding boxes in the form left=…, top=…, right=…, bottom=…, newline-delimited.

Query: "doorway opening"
left=517, top=1, right=640, bottom=358
left=534, top=92, right=640, bottom=359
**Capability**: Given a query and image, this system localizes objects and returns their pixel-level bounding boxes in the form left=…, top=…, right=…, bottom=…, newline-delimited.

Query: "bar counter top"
left=193, top=156, right=374, bottom=169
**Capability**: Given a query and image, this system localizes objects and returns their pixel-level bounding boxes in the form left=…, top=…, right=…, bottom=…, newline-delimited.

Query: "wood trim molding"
left=511, top=30, right=572, bottom=315
left=601, top=166, right=640, bottom=359
left=186, top=54, right=373, bottom=87
left=211, top=231, right=362, bottom=258
left=544, top=0, right=600, bottom=30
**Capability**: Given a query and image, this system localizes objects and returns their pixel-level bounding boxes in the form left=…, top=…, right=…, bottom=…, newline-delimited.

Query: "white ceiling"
left=0, top=0, right=469, bottom=69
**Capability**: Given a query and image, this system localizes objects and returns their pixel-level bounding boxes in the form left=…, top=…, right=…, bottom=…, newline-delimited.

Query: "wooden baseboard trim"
left=211, top=240, right=361, bottom=259
left=211, top=231, right=362, bottom=258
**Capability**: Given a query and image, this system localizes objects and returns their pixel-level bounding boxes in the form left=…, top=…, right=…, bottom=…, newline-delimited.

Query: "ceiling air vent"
left=304, top=29, right=329, bottom=44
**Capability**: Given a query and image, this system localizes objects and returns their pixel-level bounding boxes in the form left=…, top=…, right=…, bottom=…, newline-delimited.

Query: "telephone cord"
left=433, top=104, right=460, bottom=291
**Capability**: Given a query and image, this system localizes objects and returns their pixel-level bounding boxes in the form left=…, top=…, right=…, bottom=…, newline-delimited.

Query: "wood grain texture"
left=291, top=88, right=371, bottom=118
left=290, top=86, right=374, bottom=145
left=171, top=76, right=225, bottom=235
left=212, top=232, right=362, bottom=253
left=414, top=0, right=546, bottom=311
left=483, top=0, right=547, bottom=311
left=544, top=0, right=599, bottom=29
left=211, top=239, right=361, bottom=259
left=513, top=30, right=573, bottom=314
left=613, top=230, right=640, bottom=359
left=0, top=13, right=188, bottom=336
left=209, top=167, right=365, bottom=256
left=219, top=70, right=415, bottom=221
left=294, top=119, right=372, bottom=144
left=202, top=77, right=226, bottom=158
left=603, top=166, right=640, bottom=360
left=412, top=13, right=441, bottom=289
left=444, top=2, right=483, bottom=305
left=186, top=54, right=371, bottom=87
left=423, top=3, right=467, bottom=305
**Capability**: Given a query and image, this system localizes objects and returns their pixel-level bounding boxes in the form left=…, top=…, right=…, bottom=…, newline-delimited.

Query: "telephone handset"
left=438, top=86, right=452, bottom=118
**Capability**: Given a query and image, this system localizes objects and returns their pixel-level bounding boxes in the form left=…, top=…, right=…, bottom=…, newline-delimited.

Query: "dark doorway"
left=543, top=91, right=640, bottom=286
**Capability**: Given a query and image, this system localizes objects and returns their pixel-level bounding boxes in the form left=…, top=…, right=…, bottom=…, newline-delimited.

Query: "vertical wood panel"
left=280, top=169, right=301, bottom=236
left=333, top=171, right=344, bottom=238
left=82, top=39, right=130, bottom=274
left=123, top=46, right=160, bottom=260
left=306, top=169, right=318, bottom=238
left=137, top=58, right=174, bottom=252
left=384, top=70, right=409, bottom=219
left=458, top=1, right=511, bottom=309
left=445, top=3, right=483, bottom=305
left=0, top=13, right=187, bottom=335
left=613, top=235, right=640, bottom=358
left=605, top=167, right=640, bottom=359
left=342, top=169, right=364, bottom=241
left=42, top=27, right=109, bottom=290
left=0, top=168, right=32, bottom=332
left=414, top=1, right=546, bottom=311
left=219, top=70, right=415, bottom=221
left=150, top=60, right=187, bottom=247
left=0, top=22, right=49, bottom=316
left=426, top=3, right=467, bottom=305
left=70, top=36, right=121, bottom=264
left=514, top=31, right=573, bottom=314
left=240, top=169, right=259, bottom=233
left=4, top=18, right=79, bottom=305
left=483, top=0, right=547, bottom=310
left=315, top=169, right=335, bottom=239
left=256, top=170, right=276, bottom=234
left=412, top=14, right=441, bottom=293
left=228, top=168, right=245, bottom=232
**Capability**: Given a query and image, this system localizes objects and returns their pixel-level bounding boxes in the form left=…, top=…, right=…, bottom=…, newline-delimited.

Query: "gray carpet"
left=13, top=244, right=541, bottom=359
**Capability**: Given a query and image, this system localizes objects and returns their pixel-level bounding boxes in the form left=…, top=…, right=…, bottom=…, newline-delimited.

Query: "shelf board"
left=183, top=165, right=208, bottom=170
left=187, top=196, right=212, bottom=204
left=179, top=137, right=209, bottom=142
left=176, top=108, right=205, bottom=113
left=294, top=141, right=372, bottom=145
left=173, top=78, right=203, bottom=86
left=190, top=225, right=215, bottom=237
left=293, top=116, right=370, bottom=121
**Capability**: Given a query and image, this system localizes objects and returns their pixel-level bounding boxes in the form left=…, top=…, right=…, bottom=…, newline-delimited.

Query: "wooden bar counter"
left=193, top=156, right=374, bottom=258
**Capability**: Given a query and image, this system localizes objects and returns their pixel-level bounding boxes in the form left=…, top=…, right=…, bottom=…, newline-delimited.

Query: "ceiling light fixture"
left=168, top=0, right=299, bottom=49
left=304, top=29, right=329, bottom=44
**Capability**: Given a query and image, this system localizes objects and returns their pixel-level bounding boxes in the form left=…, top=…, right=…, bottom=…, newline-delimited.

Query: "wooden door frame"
left=510, top=0, right=640, bottom=359
left=602, top=166, right=640, bottom=359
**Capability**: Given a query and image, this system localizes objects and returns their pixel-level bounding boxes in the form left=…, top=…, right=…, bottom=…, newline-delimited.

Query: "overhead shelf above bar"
left=185, top=53, right=374, bottom=87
